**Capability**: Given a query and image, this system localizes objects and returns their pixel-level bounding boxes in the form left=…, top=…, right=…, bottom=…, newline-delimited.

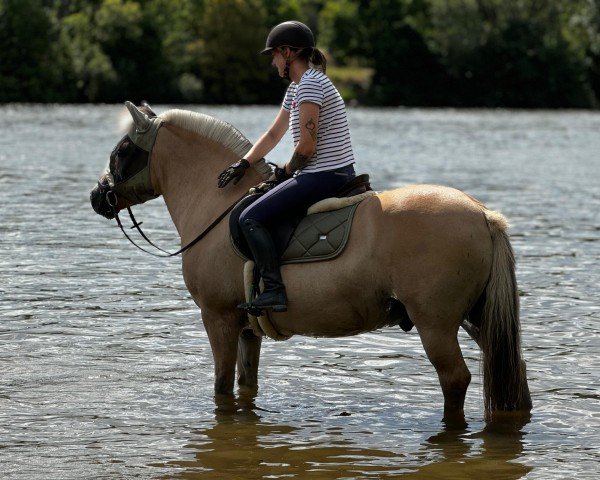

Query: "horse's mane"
left=160, top=109, right=252, bottom=158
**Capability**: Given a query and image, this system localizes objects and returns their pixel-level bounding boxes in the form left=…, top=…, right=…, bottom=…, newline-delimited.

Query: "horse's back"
left=353, top=185, right=492, bottom=254
left=378, top=184, right=487, bottom=215
left=356, top=185, right=494, bottom=322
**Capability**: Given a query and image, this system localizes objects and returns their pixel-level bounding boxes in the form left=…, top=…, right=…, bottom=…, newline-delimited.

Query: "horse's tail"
left=479, top=209, right=532, bottom=417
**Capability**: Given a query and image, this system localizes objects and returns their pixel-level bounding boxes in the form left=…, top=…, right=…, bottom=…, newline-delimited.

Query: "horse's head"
left=90, top=101, right=162, bottom=219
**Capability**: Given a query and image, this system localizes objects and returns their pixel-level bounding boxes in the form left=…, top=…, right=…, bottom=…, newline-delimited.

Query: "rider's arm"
left=285, top=101, right=320, bottom=174
left=244, top=108, right=289, bottom=164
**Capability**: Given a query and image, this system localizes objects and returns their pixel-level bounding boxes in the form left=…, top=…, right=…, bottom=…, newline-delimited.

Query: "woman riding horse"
left=91, top=101, right=532, bottom=420
left=217, top=21, right=357, bottom=314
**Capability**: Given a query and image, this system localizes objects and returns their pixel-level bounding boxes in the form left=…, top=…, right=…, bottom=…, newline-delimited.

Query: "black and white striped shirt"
left=282, top=68, right=355, bottom=173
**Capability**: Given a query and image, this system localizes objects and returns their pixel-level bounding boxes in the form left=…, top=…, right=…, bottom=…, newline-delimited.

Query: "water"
left=1, top=104, right=598, bottom=479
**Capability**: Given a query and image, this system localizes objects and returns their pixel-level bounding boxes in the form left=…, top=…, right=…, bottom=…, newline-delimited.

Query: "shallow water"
left=0, top=105, right=599, bottom=479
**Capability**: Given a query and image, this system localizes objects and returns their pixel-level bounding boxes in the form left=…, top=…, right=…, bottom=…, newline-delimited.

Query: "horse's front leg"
left=202, top=309, right=244, bottom=395
left=237, top=329, right=262, bottom=391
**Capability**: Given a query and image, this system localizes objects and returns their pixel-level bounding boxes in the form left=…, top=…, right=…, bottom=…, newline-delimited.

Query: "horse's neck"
left=151, top=124, right=262, bottom=244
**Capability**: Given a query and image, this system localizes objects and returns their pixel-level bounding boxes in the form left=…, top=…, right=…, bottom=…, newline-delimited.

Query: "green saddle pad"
left=281, top=203, right=359, bottom=264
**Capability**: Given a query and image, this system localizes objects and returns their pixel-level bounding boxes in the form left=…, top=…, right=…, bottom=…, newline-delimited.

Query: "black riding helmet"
left=260, top=21, right=315, bottom=55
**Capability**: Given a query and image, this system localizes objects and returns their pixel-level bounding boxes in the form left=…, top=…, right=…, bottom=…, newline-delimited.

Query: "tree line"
left=1, top=0, right=599, bottom=107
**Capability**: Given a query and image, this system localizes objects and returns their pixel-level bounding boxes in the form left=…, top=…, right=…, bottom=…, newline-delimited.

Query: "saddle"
left=229, top=174, right=373, bottom=263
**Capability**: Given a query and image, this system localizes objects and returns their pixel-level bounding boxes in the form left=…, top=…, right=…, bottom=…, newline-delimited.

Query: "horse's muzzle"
left=90, top=179, right=116, bottom=219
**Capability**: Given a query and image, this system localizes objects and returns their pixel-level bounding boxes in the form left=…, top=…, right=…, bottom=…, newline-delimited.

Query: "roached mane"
left=160, top=109, right=253, bottom=158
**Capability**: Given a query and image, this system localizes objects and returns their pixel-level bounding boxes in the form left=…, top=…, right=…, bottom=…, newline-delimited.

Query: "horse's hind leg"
left=237, top=329, right=262, bottom=391
left=418, top=324, right=471, bottom=423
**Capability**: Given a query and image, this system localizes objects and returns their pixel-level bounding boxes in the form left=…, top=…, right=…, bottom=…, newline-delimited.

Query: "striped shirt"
left=282, top=68, right=355, bottom=173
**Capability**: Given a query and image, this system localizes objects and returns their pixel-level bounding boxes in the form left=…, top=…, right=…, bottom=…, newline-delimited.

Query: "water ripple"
left=1, top=105, right=599, bottom=479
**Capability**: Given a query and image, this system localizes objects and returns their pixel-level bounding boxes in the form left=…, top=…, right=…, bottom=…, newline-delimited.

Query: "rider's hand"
left=249, top=167, right=292, bottom=194
left=250, top=180, right=279, bottom=194
left=217, top=159, right=250, bottom=188
left=274, top=165, right=292, bottom=182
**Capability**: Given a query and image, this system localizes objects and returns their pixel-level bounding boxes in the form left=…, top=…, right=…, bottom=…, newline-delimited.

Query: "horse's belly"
left=274, top=263, right=389, bottom=337
left=273, top=299, right=385, bottom=337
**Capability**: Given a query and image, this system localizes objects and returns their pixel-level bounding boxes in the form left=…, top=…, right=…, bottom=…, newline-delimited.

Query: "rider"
left=217, top=20, right=356, bottom=313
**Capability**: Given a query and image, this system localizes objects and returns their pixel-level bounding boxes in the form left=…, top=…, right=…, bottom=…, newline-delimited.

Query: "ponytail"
left=297, top=47, right=327, bottom=74
left=310, top=48, right=327, bottom=73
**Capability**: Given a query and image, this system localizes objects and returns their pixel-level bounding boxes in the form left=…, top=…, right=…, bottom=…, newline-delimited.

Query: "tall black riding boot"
left=240, top=219, right=288, bottom=312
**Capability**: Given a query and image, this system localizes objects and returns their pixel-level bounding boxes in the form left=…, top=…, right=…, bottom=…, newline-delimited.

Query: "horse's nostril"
left=90, top=183, right=115, bottom=219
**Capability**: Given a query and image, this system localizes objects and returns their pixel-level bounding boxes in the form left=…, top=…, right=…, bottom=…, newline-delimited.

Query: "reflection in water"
left=409, top=413, right=532, bottom=480
left=161, top=394, right=531, bottom=479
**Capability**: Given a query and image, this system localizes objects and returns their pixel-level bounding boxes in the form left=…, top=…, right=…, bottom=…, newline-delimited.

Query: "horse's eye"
left=117, top=141, right=130, bottom=156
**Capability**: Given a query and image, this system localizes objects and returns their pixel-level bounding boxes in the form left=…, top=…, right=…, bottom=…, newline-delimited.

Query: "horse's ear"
left=125, top=101, right=151, bottom=132
left=140, top=100, right=157, bottom=118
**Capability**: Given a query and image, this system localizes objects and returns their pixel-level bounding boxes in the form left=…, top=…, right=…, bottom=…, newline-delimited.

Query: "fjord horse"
left=90, top=103, right=532, bottom=421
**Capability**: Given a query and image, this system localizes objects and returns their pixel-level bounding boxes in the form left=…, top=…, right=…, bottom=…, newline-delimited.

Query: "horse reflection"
left=161, top=395, right=531, bottom=478
left=411, top=413, right=532, bottom=479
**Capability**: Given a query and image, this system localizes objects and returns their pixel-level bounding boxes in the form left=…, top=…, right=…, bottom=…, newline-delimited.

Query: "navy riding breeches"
left=239, top=164, right=355, bottom=227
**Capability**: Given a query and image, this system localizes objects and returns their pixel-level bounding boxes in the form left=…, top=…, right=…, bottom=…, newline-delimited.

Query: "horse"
left=90, top=102, right=532, bottom=422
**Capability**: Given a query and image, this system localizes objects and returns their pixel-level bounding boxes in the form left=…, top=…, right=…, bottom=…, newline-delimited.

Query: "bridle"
left=106, top=190, right=247, bottom=258
left=97, top=113, right=246, bottom=258
left=95, top=101, right=263, bottom=258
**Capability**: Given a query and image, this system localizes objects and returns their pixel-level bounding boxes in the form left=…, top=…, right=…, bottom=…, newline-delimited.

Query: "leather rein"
left=107, top=190, right=247, bottom=258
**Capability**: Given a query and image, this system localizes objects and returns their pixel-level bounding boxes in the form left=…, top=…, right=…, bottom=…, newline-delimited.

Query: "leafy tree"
left=0, top=0, right=64, bottom=101
left=141, top=0, right=206, bottom=101
left=263, top=0, right=303, bottom=27
left=575, top=0, right=600, bottom=106
left=1, top=0, right=599, bottom=106
left=427, top=0, right=596, bottom=107
left=467, top=20, right=592, bottom=107
left=359, top=0, right=449, bottom=105
left=318, top=0, right=361, bottom=63
left=200, top=0, right=282, bottom=104
left=44, top=0, right=103, bottom=17
left=92, top=0, right=175, bottom=102
left=58, top=9, right=116, bottom=102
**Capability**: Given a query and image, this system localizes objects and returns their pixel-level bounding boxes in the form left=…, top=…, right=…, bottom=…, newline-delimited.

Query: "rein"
left=107, top=191, right=247, bottom=258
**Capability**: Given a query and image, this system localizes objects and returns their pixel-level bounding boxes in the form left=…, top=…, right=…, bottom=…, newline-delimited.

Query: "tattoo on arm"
left=288, top=152, right=311, bottom=173
left=305, top=117, right=317, bottom=142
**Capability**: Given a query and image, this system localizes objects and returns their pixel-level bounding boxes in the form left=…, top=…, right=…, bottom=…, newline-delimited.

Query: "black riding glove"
left=249, top=165, right=292, bottom=194
left=274, top=165, right=293, bottom=182
left=217, top=159, right=250, bottom=188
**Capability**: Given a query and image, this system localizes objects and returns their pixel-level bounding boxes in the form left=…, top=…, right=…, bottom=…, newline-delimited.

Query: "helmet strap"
left=281, top=48, right=297, bottom=81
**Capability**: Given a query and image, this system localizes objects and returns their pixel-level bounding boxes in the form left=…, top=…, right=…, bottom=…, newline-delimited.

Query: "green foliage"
left=460, top=20, right=592, bottom=107
left=199, top=0, right=281, bottom=104
left=1, top=0, right=599, bottom=106
left=263, top=0, right=303, bottom=26
left=0, top=0, right=64, bottom=101
left=319, top=0, right=360, bottom=62
left=59, top=9, right=116, bottom=102
left=427, top=0, right=596, bottom=107
left=358, top=0, right=449, bottom=106
left=95, top=0, right=178, bottom=102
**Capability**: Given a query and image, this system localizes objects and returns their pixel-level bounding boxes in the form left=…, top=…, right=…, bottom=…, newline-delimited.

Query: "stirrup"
left=237, top=302, right=266, bottom=316
left=237, top=301, right=287, bottom=314
left=253, top=288, right=287, bottom=312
